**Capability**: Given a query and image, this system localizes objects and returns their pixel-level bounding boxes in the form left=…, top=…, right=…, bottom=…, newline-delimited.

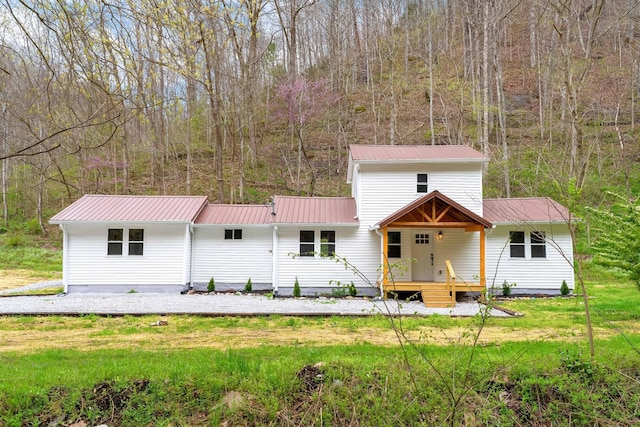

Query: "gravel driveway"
left=0, top=284, right=510, bottom=317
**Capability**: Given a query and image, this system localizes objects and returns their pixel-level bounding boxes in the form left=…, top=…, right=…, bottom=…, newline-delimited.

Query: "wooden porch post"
left=479, top=227, right=486, bottom=287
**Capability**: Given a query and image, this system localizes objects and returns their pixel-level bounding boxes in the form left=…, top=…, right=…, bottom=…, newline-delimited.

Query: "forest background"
left=1, top=0, right=639, bottom=236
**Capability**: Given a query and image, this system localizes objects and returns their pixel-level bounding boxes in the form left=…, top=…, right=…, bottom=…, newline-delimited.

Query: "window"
left=300, top=230, right=315, bottom=256
left=417, top=173, right=428, bottom=193
left=224, top=229, right=243, bottom=240
left=107, top=228, right=144, bottom=256
left=531, top=231, right=546, bottom=258
left=128, top=229, right=144, bottom=255
left=415, top=233, right=430, bottom=244
left=387, top=231, right=402, bottom=258
left=320, top=231, right=336, bottom=257
left=509, top=231, right=525, bottom=258
left=108, top=229, right=123, bottom=255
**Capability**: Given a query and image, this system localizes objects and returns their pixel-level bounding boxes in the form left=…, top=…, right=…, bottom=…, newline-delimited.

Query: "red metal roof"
left=376, top=190, right=492, bottom=228
left=272, top=196, right=358, bottom=224
left=483, top=198, right=569, bottom=223
left=49, top=195, right=208, bottom=223
left=195, top=204, right=273, bottom=225
left=349, top=144, right=488, bottom=162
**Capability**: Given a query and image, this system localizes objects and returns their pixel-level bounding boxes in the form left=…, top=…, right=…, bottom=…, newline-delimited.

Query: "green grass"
left=1, top=286, right=63, bottom=296
left=0, top=254, right=638, bottom=424
left=0, top=239, right=61, bottom=274
left=0, top=342, right=638, bottom=426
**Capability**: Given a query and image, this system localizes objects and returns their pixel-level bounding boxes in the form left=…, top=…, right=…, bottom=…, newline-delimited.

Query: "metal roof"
left=271, top=196, right=358, bottom=225
left=483, top=197, right=569, bottom=224
left=349, top=144, right=488, bottom=162
left=375, top=190, right=492, bottom=228
left=195, top=204, right=273, bottom=225
left=49, top=195, right=208, bottom=223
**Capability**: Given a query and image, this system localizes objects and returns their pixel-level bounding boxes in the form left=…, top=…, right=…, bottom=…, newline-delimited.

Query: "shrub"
left=6, top=235, right=24, bottom=247
left=23, top=219, right=42, bottom=235
left=560, top=280, right=570, bottom=295
left=293, top=277, right=301, bottom=297
left=348, top=281, right=357, bottom=297
left=502, top=280, right=515, bottom=296
left=245, top=278, right=252, bottom=293
left=207, top=277, right=215, bottom=293
left=331, top=287, right=347, bottom=298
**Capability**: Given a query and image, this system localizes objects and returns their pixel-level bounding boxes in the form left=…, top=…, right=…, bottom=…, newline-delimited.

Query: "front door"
left=412, top=232, right=434, bottom=281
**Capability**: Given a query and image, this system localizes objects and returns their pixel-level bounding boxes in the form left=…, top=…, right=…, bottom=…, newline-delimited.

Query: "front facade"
left=50, top=145, right=575, bottom=306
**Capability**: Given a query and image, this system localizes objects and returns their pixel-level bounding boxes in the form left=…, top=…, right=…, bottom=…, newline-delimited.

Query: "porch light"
left=437, top=230, right=443, bottom=241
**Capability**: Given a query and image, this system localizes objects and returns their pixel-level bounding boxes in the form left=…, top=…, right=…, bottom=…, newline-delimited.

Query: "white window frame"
left=299, top=230, right=315, bottom=257
left=417, top=173, right=428, bottom=193
left=107, top=228, right=144, bottom=256
left=224, top=229, right=243, bottom=240
left=387, top=231, right=402, bottom=258
left=509, top=231, right=525, bottom=258
left=320, top=230, right=336, bottom=257
left=299, top=229, right=337, bottom=258
left=530, top=231, right=547, bottom=258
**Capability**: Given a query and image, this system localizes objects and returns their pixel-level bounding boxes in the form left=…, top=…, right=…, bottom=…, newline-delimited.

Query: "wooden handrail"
left=445, top=260, right=456, bottom=297
left=445, top=260, right=456, bottom=280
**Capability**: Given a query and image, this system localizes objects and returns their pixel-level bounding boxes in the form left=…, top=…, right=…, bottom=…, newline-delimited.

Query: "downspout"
left=272, top=225, right=279, bottom=297
left=373, top=225, right=384, bottom=295
left=188, top=224, right=194, bottom=290
left=59, top=224, right=68, bottom=294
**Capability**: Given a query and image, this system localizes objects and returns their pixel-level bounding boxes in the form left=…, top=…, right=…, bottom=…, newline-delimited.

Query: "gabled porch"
left=374, top=191, right=492, bottom=308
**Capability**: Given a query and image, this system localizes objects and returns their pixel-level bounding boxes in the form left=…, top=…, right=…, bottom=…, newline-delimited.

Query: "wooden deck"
left=383, top=281, right=485, bottom=308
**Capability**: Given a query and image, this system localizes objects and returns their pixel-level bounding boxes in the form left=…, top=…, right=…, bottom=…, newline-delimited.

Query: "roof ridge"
left=83, top=194, right=207, bottom=198
left=274, top=195, right=354, bottom=199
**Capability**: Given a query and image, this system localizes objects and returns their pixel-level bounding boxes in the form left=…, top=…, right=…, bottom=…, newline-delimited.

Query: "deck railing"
left=445, top=260, right=456, bottom=298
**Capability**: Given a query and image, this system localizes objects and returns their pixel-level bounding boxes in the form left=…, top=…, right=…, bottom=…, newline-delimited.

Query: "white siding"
left=192, top=226, right=273, bottom=284
left=434, top=229, right=482, bottom=283
left=486, top=224, right=575, bottom=292
left=357, top=162, right=484, bottom=229
left=65, top=223, right=188, bottom=286
left=275, top=226, right=381, bottom=292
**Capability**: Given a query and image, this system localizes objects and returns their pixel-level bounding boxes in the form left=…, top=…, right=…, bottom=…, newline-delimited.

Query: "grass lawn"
left=0, top=263, right=639, bottom=425
left=0, top=235, right=62, bottom=290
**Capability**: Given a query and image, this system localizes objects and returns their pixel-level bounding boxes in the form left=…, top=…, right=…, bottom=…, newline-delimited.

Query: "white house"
left=50, top=145, right=575, bottom=306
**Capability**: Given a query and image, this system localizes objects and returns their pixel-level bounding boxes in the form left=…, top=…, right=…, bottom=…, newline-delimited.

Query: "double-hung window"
left=417, top=173, right=428, bottom=193
left=320, top=231, right=336, bottom=257
left=509, top=231, right=525, bottom=258
left=108, top=229, right=124, bottom=255
left=128, top=229, right=144, bottom=255
left=387, top=231, right=402, bottom=258
left=299, top=230, right=315, bottom=256
left=530, top=231, right=546, bottom=258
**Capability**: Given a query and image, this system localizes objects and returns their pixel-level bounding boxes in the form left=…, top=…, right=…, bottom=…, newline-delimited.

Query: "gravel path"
left=0, top=290, right=510, bottom=317
left=0, top=280, right=63, bottom=295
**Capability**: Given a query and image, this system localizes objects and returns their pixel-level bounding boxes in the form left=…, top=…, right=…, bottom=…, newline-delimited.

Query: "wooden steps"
left=384, top=281, right=483, bottom=308
left=421, top=288, right=454, bottom=308
left=383, top=261, right=483, bottom=308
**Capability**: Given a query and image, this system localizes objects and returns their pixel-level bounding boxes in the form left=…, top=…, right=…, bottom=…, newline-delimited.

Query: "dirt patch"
left=1, top=316, right=634, bottom=353
left=0, top=270, right=60, bottom=291
left=296, top=363, right=325, bottom=393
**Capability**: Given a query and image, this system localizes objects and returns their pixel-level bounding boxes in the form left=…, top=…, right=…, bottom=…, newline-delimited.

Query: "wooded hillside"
left=1, top=0, right=639, bottom=232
